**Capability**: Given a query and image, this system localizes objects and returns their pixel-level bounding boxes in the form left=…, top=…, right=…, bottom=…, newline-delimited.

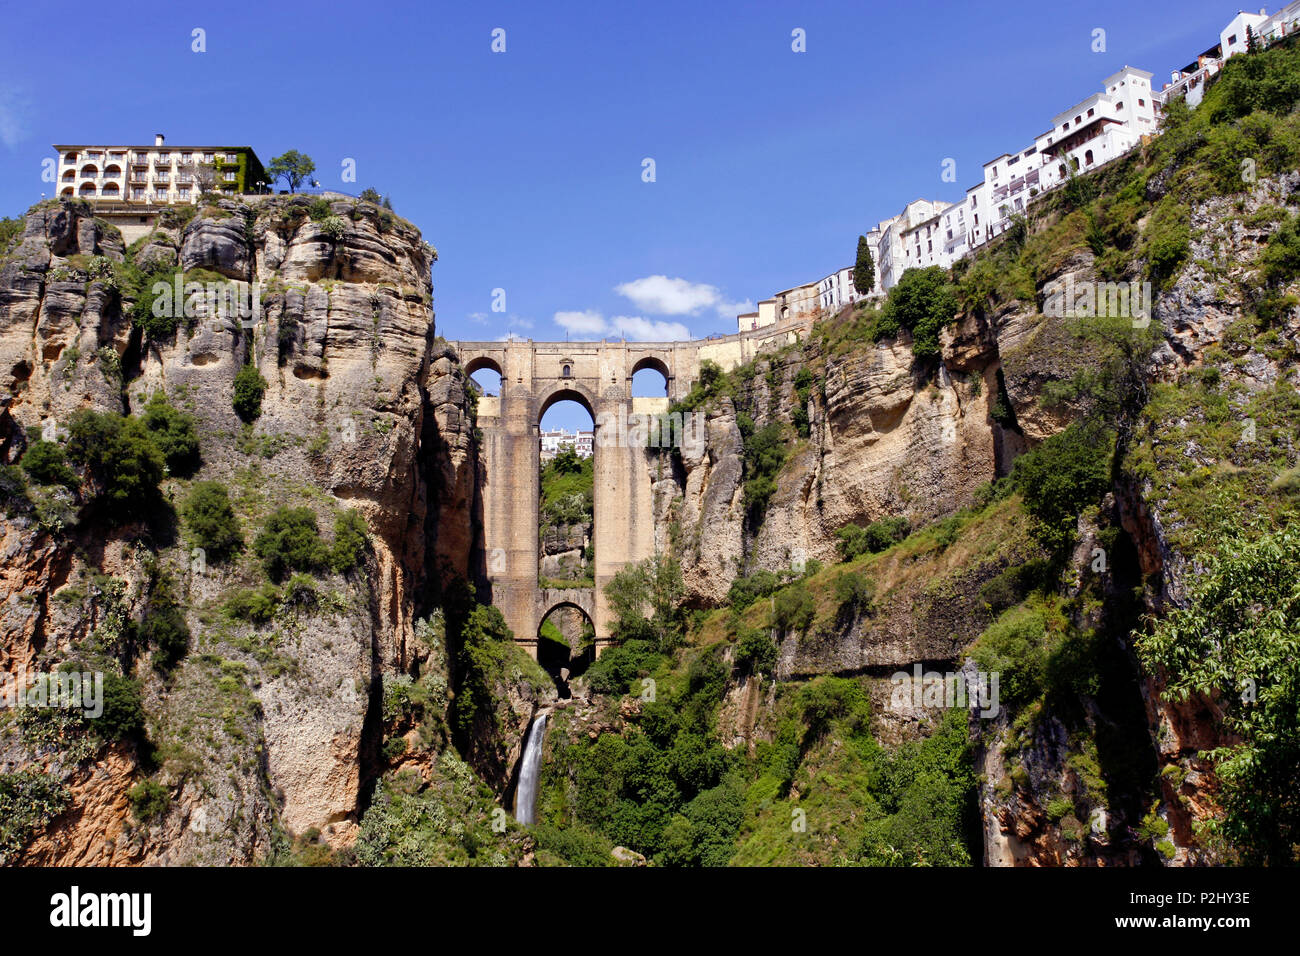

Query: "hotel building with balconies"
left=52, top=134, right=266, bottom=207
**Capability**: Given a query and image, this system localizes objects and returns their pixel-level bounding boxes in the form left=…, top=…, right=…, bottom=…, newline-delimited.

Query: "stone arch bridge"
left=449, top=322, right=808, bottom=657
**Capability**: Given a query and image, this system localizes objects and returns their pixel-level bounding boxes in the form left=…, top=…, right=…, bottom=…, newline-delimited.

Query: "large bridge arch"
left=537, top=383, right=596, bottom=424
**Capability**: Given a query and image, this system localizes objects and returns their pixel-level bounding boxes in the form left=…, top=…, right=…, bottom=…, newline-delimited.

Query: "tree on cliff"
left=267, top=150, right=317, bottom=193
left=853, top=235, right=875, bottom=295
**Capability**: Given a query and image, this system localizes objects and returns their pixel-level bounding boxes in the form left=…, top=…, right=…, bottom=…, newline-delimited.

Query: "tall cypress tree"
left=853, top=235, right=875, bottom=295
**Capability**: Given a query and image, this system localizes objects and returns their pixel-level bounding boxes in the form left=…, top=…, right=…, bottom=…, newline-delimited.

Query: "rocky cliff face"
left=659, top=297, right=1030, bottom=613
left=0, top=196, right=484, bottom=864
left=646, top=173, right=1300, bottom=867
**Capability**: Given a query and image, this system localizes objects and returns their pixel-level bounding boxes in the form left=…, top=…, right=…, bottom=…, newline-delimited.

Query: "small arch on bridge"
left=465, top=355, right=503, bottom=396
left=631, top=355, right=671, bottom=397
left=537, top=600, right=596, bottom=698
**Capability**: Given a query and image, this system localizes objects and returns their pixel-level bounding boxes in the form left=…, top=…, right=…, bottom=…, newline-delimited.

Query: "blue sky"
left=0, top=0, right=1243, bottom=425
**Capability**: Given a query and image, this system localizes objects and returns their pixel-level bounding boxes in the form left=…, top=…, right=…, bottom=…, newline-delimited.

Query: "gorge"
left=2, top=34, right=1300, bottom=868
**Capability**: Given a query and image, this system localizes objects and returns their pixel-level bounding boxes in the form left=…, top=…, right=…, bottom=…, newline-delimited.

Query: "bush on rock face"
left=181, top=481, right=242, bottom=562
left=65, top=410, right=166, bottom=522
left=253, top=507, right=329, bottom=581
left=232, top=363, right=267, bottom=422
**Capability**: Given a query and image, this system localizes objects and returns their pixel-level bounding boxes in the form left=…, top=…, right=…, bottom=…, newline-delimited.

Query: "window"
left=562, top=365, right=571, bottom=377
left=64, top=152, right=77, bottom=163
left=1228, top=34, right=1237, bottom=44
left=203, top=152, right=214, bottom=163
left=1087, top=108, right=1095, bottom=117
left=132, top=188, right=145, bottom=200
left=1117, top=101, right=1125, bottom=109
left=178, top=186, right=191, bottom=198
left=1138, top=98, right=1145, bottom=106
left=224, top=171, right=236, bottom=181
left=181, top=152, right=192, bottom=163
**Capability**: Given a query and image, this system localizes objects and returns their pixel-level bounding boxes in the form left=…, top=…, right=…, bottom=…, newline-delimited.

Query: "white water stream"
left=513, top=710, right=550, bottom=824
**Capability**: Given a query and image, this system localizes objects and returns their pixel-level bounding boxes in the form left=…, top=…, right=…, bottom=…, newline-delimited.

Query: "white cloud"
left=468, top=311, right=489, bottom=325
left=552, top=310, right=690, bottom=342
left=614, top=275, right=751, bottom=318
left=554, top=309, right=608, bottom=335
left=717, top=297, right=755, bottom=317
left=608, top=315, right=691, bottom=341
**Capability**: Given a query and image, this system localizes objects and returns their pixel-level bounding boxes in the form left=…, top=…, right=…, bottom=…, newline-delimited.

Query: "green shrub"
left=832, top=570, right=875, bottom=614
left=797, top=676, right=870, bottom=739
left=0, top=465, right=30, bottom=515
left=733, top=624, right=778, bottom=675
left=181, top=481, right=242, bottom=561
left=586, top=639, right=663, bottom=696
left=225, top=583, right=282, bottom=623
left=672, top=359, right=732, bottom=413
left=738, top=416, right=787, bottom=522
left=65, top=410, right=166, bottom=520
left=331, top=509, right=369, bottom=573
left=836, top=516, right=910, bottom=559
left=1137, top=523, right=1300, bottom=864
left=604, top=554, right=685, bottom=652
left=1260, top=212, right=1300, bottom=287
left=0, top=771, right=70, bottom=865
left=127, top=780, right=170, bottom=822
left=19, top=440, right=78, bottom=488
left=534, top=824, right=615, bottom=867
left=853, top=709, right=973, bottom=866
left=0, top=216, right=23, bottom=255
left=979, top=558, right=1053, bottom=613
left=96, top=672, right=145, bottom=740
left=139, top=606, right=190, bottom=673
left=131, top=267, right=182, bottom=339
left=253, top=506, right=328, bottom=581
left=283, top=573, right=318, bottom=612
left=1012, top=422, right=1113, bottom=553
left=880, top=266, right=958, bottom=358
left=970, top=603, right=1051, bottom=708
left=1143, top=199, right=1191, bottom=288
left=772, top=582, right=815, bottom=633
left=726, top=569, right=781, bottom=611
left=232, top=363, right=267, bottom=422
left=141, top=391, right=200, bottom=475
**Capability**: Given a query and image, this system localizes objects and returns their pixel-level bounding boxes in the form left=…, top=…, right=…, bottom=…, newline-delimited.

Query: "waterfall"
left=514, top=710, right=550, bottom=825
